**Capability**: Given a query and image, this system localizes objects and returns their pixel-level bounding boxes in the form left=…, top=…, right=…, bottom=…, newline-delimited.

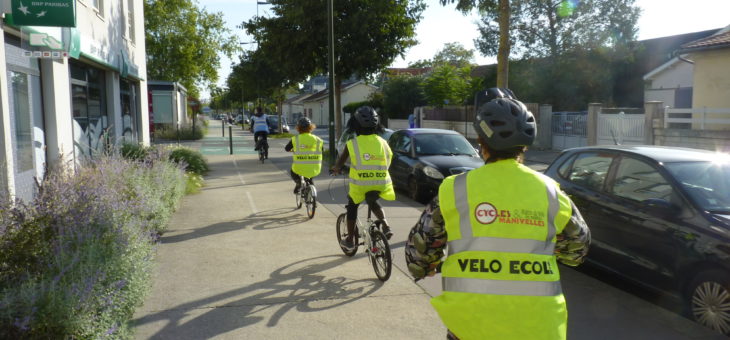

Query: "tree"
left=244, top=0, right=426, bottom=137
left=433, top=42, right=476, bottom=67
left=422, top=65, right=474, bottom=107
left=144, top=0, right=239, bottom=98
left=440, top=0, right=511, bottom=87
left=382, top=75, right=426, bottom=119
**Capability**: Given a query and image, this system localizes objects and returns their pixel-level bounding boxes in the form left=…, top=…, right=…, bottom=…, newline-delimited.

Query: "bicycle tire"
left=369, top=229, right=392, bottom=281
left=306, top=187, right=316, bottom=219
left=295, top=186, right=303, bottom=209
left=336, top=213, right=357, bottom=256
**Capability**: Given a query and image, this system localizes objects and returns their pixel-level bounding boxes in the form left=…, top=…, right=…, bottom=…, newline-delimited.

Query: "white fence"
left=665, top=107, right=730, bottom=129
left=597, top=111, right=645, bottom=145
left=387, top=118, right=478, bottom=139
left=551, top=112, right=587, bottom=150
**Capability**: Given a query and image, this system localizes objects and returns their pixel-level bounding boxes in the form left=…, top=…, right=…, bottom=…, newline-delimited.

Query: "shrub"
left=153, top=123, right=205, bottom=141
left=119, top=142, right=149, bottom=161
left=0, top=152, right=187, bottom=338
left=168, top=147, right=209, bottom=175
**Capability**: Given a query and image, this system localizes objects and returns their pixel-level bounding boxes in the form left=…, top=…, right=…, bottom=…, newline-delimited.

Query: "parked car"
left=544, top=145, right=730, bottom=335
left=266, top=115, right=290, bottom=134
left=388, top=128, right=483, bottom=203
left=235, top=114, right=249, bottom=125
left=217, top=114, right=227, bottom=120
left=334, top=126, right=394, bottom=168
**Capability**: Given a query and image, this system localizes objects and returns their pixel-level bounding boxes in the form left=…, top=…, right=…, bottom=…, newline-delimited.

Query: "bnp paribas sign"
left=11, top=0, right=76, bottom=27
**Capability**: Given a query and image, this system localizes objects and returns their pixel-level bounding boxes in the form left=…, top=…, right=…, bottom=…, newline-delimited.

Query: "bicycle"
left=256, top=137, right=268, bottom=163
left=295, top=177, right=317, bottom=219
left=336, top=206, right=392, bottom=281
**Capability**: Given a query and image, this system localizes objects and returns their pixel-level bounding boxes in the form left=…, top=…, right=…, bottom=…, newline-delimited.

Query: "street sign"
left=11, top=0, right=76, bottom=27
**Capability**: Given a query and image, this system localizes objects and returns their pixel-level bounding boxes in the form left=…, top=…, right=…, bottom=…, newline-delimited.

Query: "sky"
left=197, top=0, right=730, bottom=100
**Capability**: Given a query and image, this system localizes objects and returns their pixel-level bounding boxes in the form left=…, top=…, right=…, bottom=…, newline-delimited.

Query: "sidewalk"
left=132, top=120, right=446, bottom=339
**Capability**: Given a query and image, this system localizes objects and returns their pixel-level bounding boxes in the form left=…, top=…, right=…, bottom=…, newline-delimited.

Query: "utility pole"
left=327, top=0, right=336, bottom=165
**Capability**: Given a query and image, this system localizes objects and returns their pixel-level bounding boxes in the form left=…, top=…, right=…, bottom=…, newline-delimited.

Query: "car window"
left=558, top=154, right=577, bottom=178
left=611, top=157, right=674, bottom=202
left=395, top=135, right=412, bottom=154
left=666, top=161, right=730, bottom=212
left=414, top=133, right=477, bottom=156
left=566, top=152, right=614, bottom=192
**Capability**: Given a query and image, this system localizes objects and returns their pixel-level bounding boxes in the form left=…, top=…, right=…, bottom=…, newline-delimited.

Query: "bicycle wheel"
left=295, top=182, right=303, bottom=209
left=306, top=185, right=316, bottom=219
left=259, top=149, right=265, bottom=163
left=369, top=229, right=392, bottom=281
left=336, top=213, right=357, bottom=256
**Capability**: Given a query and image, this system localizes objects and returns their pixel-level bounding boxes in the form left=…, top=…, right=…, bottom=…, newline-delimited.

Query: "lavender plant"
left=0, top=150, right=186, bottom=339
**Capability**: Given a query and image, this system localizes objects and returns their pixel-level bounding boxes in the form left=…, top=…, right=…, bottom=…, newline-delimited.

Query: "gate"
left=551, top=112, right=587, bottom=150
left=597, top=110, right=645, bottom=145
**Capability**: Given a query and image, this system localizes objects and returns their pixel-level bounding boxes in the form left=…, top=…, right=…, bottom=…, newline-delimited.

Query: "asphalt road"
left=265, top=131, right=726, bottom=340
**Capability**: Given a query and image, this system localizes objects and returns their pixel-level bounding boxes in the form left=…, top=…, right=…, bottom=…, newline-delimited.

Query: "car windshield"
left=414, top=134, right=477, bottom=156
left=665, top=161, right=730, bottom=213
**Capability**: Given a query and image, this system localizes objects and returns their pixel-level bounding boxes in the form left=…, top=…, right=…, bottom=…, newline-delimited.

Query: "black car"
left=388, top=129, right=483, bottom=203
left=544, top=145, right=730, bottom=335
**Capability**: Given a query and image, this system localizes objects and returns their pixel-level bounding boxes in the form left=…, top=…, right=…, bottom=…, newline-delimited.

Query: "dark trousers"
left=346, top=191, right=381, bottom=221
left=290, top=169, right=313, bottom=186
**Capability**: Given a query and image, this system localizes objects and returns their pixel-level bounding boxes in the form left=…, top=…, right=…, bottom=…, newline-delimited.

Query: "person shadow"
left=133, top=254, right=384, bottom=339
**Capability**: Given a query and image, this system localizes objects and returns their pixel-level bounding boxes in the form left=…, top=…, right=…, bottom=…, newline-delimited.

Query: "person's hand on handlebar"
left=330, top=166, right=341, bottom=176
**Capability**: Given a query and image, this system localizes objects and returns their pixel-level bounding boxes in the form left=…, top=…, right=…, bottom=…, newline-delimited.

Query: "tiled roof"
left=680, top=30, right=730, bottom=51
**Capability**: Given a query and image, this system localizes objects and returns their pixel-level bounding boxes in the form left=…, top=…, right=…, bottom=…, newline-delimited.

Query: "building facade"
left=0, top=0, right=148, bottom=201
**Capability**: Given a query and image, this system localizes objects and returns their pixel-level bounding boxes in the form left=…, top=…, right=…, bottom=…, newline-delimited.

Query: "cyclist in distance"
left=405, top=88, right=590, bottom=340
left=251, top=106, right=269, bottom=159
left=285, top=117, right=324, bottom=193
left=331, top=106, right=395, bottom=249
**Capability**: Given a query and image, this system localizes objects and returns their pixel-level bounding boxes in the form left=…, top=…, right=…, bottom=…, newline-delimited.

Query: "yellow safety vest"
left=291, top=133, right=323, bottom=179
left=346, top=134, right=395, bottom=204
left=433, top=159, right=573, bottom=340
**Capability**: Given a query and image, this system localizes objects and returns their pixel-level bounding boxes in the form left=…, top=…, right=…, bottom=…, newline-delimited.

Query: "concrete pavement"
left=134, top=120, right=726, bottom=339
left=132, top=121, right=446, bottom=339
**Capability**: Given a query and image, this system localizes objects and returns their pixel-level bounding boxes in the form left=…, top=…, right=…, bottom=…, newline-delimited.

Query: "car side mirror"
left=642, top=198, right=678, bottom=216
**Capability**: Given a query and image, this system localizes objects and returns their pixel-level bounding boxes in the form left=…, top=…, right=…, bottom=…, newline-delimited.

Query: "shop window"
left=10, top=71, right=32, bottom=172
left=70, top=61, right=108, bottom=159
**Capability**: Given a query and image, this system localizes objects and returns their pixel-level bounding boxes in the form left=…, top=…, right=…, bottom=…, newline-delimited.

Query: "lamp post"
left=240, top=42, right=253, bottom=130
left=256, top=1, right=269, bottom=109
left=327, top=0, right=336, bottom=165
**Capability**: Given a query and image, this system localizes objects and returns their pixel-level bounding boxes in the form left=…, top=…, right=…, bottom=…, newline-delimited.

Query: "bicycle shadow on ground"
left=160, top=208, right=306, bottom=243
left=134, top=255, right=383, bottom=339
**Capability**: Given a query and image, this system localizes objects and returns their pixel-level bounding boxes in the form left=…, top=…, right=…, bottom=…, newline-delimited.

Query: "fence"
left=665, top=107, right=730, bottom=130
left=551, top=112, right=587, bottom=150
left=597, top=110, right=645, bottom=145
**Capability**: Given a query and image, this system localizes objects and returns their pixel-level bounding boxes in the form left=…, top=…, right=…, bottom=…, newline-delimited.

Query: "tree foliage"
left=144, top=0, right=239, bottom=98
left=422, top=65, right=478, bottom=107
left=382, top=76, right=426, bottom=119
left=433, top=42, right=476, bottom=66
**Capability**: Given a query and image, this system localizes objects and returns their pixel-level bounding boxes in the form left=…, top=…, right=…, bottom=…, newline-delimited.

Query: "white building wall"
left=644, top=61, right=693, bottom=109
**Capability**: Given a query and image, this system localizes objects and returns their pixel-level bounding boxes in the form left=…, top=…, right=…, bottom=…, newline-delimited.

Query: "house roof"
left=643, top=57, right=683, bottom=80
left=679, top=28, right=730, bottom=52
left=283, top=93, right=312, bottom=104
left=385, top=67, right=431, bottom=76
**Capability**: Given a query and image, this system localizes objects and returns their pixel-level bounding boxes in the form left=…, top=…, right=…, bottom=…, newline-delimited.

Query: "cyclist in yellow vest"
left=405, top=88, right=591, bottom=340
left=285, top=117, right=324, bottom=193
left=331, top=106, right=395, bottom=249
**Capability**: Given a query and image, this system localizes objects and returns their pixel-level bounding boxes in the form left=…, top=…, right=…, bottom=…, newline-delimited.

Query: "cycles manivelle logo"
left=475, top=202, right=498, bottom=224
left=362, top=153, right=384, bottom=162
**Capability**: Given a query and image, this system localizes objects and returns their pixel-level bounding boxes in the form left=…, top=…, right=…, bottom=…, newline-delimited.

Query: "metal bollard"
left=229, top=126, right=233, bottom=155
left=222, top=120, right=225, bottom=137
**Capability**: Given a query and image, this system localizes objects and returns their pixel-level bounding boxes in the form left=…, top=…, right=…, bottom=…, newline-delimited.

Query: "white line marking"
left=232, top=157, right=246, bottom=184
left=246, top=191, right=258, bottom=213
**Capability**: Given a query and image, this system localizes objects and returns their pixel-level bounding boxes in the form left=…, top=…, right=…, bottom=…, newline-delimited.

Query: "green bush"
left=169, top=147, right=209, bottom=175
left=0, top=153, right=187, bottom=339
left=154, top=124, right=205, bottom=140
left=119, top=142, right=149, bottom=161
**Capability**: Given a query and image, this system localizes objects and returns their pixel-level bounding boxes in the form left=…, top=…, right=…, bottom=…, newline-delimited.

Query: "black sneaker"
left=340, top=239, right=356, bottom=251
left=382, top=226, right=393, bottom=240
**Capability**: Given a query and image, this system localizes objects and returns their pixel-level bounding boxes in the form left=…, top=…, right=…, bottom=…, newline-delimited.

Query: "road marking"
left=232, top=157, right=246, bottom=184
left=246, top=191, right=258, bottom=214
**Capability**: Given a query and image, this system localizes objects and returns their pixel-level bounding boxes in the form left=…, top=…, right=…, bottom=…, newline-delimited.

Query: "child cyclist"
left=330, top=106, right=395, bottom=250
left=285, top=117, right=324, bottom=193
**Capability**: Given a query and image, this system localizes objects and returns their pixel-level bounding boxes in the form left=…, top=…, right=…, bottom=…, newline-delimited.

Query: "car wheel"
left=686, top=269, right=730, bottom=335
left=408, top=176, right=427, bottom=204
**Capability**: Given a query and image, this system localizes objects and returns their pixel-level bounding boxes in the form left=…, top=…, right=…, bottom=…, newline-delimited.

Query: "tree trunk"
left=497, top=0, right=510, bottom=88
left=278, top=100, right=283, bottom=134
left=334, top=77, right=343, bottom=139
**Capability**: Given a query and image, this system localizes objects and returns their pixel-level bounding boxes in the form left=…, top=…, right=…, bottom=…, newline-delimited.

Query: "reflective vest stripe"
left=293, top=161, right=321, bottom=164
left=351, top=178, right=392, bottom=186
left=354, top=165, right=389, bottom=170
left=253, top=117, right=267, bottom=127
left=443, top=277, right=562, bottom=296
left=351, top=136, right=363, bottom=166
left=448, top=174, right=559, bottom=256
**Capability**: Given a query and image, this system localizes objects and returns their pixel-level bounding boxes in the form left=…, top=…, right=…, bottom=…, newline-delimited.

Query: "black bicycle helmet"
left=473, top=88, right=536, bottom=151
left=353, top=106, right=379, bottom=129
left=297, top=117, right=312, bottom=129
